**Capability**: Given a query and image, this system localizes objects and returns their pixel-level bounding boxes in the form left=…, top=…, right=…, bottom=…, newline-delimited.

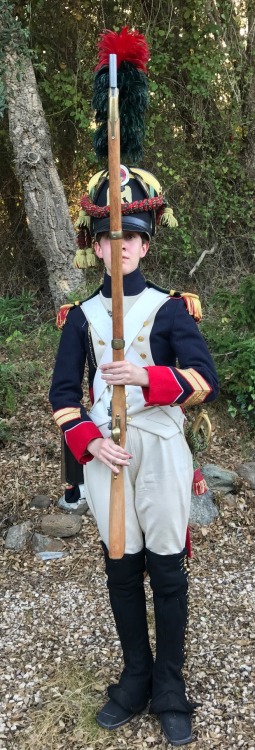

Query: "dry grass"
left=16, top=664, right=103, bottom=750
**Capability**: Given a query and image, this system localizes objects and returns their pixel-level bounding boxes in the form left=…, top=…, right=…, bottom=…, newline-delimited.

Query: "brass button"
left=98, top=340, right=105, bottom=345
left=137, top=336, right=144, bottom=342
left=143, top=320, right=149, bottom=326
left=140, top=353, right=147, bottom=359
left=127, top=416, right=132, bottom=422
left=126, top=403, right=129, bottom=409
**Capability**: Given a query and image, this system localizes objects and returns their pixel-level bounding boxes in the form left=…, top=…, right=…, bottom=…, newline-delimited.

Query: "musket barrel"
left=108, top=53, right=126, bottom=559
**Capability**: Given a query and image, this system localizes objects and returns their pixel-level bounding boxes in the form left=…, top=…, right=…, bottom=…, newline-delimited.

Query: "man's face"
left=94, top=231, right=149, bottom=276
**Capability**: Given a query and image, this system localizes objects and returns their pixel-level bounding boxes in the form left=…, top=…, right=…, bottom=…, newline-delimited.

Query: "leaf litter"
left=0, top=388, right=254, bottom=750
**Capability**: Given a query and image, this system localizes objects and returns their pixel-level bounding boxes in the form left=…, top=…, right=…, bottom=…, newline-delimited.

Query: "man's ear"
left=94, top=240, right=103, bottom=259
left=140, top=240, right=150, bottom=259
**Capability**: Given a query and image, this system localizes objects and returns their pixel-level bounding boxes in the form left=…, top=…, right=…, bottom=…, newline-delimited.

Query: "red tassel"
left=185, top=527, right=192, bottom=558
left=192, top=468, right=208, bottom=496
left=95, top=27, right=150, bottom=72
left=77, top=227, right=92, bottom=249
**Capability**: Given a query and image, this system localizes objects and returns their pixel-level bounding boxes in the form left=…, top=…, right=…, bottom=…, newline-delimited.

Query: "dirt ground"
left=0, top=394, right=254, bottom=750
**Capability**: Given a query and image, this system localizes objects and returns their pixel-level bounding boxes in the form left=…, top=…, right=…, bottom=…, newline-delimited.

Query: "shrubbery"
left=201, top=275, right=255, bottom=423
left=0, top=293, right=59, bottom=426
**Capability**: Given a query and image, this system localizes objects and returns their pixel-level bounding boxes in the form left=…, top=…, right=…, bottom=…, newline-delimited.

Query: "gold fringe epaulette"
left=169, top=290, right=202, bottom=322
left=56, top=301, right=81, bottom=330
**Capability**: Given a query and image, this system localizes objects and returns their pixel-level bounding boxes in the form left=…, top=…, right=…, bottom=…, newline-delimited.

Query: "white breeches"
left=83, top=426, right=193, bottom=555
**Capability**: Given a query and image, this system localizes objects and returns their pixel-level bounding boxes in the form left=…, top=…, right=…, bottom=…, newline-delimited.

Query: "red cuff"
left=65, top=421, right=103, bottom=464
left=142, top=366, right=183, bottom=406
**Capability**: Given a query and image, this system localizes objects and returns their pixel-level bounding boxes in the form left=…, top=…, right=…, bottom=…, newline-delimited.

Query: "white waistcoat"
left=81, top=288, right=184, bottom=439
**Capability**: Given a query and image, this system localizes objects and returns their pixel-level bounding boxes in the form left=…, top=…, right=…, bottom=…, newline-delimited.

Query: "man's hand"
left=100, top=360, right=149, bottom=387
left=87, top=437, right=132, bottom=473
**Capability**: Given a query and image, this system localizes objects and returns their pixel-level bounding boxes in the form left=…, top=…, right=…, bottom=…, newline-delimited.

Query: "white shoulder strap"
left=82, top=287, right=168, bottom=406
left=82, top=287, right=167, bottom=353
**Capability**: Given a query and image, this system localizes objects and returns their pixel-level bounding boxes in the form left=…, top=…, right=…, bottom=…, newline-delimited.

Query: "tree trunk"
left=5, top=52, right=83, bottom=310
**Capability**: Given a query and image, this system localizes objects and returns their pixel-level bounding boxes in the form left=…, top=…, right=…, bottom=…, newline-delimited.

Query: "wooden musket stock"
left=108, top=54, right=126, bottom=559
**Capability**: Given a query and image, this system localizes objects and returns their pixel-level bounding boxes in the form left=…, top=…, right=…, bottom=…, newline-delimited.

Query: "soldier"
left=49, top=166, right=219, bottom=746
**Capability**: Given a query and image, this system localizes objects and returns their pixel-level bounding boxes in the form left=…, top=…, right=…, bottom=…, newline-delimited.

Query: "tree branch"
left=189, top=243, right=218, bottom=277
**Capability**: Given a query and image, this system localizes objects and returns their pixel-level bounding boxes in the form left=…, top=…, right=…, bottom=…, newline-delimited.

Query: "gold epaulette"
left=169, top=290, right=202, bottom=322
left=56, top=301, right=80, bottom=330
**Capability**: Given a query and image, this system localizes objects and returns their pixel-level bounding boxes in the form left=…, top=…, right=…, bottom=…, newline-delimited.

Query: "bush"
left=201, top=275, right=255, bottom=423
left=0, top=290, right=39, bottom=342
left=0, top=292, right=59, bottom=423
left=0, top=360, right=46, bottom=416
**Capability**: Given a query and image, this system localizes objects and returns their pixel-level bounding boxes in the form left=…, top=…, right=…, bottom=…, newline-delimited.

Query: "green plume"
left=92, top=62, right=148, bottom=163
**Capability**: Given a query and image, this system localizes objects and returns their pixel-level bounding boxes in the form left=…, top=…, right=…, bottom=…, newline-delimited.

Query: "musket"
left=108, top=54, right=126, bottom=559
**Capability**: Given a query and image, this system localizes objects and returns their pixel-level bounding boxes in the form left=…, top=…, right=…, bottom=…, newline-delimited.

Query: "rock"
left=201, top=464, right=239, bottom=494
left=190, top=490, right=219, bottom=525
left=57, top=497, right=88, bottom=515
left=69, top=499, right=88, bottom=515
left=30, top=494, right=52, bottom=509
left=5, top=521, right=33, bottom=550
left=32, top=532, right=66, bottom=553
left=235, top=462, right=255, bottom=490
left=35, top=550, right=68, bottom=561
left=40, top=513, right=82, bottom=537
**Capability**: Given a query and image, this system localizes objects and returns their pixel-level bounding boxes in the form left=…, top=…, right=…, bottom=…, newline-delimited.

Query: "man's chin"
left=122, top=263, right=134, bottom=275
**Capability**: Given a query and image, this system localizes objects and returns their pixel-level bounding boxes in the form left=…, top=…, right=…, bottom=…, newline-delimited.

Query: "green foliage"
left=139, top=0, right=255, bottom=274
left=0, top=0, right=255, bottom=307
left=0, top=0, right=31, bottom=116
left=0, top=292, right=59, bottom=422
left=40, top=69, right=91, bottom=132
left=0, top=418, right=12, bottom=446
left=201, top=275, right=255, bottom=423
left=0, top=290, right=38, bottom=342
left=0, top=290, right=59, bottom=349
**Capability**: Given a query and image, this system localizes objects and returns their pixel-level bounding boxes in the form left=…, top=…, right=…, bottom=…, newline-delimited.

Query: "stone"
left=5, top=521, right=33, bottom=551
left=30, top=494, right=52, bottom=509
left=190, top=490, right=219, bottom=525
left=201, top=464, right=239, bottom=494
left=35, top=550, right=68, bottom=561
left=69, top=499, right=88, bottom=515
left=32, top=532, right=65, bottom=553
left=235, top=462, right=255, bottom=490
left=40, top=513, right=82, bottom=537
left=57, top=496, right=88, bottom=515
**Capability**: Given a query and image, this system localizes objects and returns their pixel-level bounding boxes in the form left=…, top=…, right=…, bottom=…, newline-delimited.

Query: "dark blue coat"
left=49, top=269, right=219, bottom=464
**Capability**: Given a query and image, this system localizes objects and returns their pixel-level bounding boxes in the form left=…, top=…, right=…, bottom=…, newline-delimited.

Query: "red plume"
left=95, top=26, right=150, bottom=72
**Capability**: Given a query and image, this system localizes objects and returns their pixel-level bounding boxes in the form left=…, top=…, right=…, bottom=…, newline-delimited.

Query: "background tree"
left=1, top=0, right=84, bottom=309
left=0, top=0, right=254, bottom=304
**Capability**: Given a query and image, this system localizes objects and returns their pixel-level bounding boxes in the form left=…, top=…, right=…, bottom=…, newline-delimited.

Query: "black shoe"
left=160, top=711, right=193, bottom=746
left=96, top=698, right=136, bottom=730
